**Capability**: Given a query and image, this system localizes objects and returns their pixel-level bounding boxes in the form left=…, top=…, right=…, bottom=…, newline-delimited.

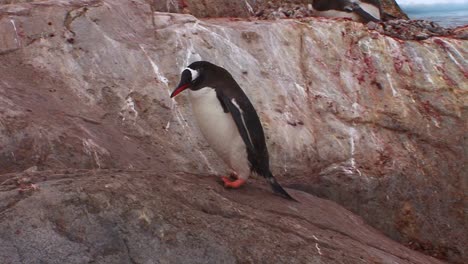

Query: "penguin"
left=312, top=0, right=381, bottom=23
left=170, top=61, right=295, bottom=200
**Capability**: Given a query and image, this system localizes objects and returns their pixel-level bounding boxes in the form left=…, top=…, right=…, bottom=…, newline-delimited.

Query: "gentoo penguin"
left=170, top=61, right=295, bottom=200
left=312, top=0, right=381, bottom=23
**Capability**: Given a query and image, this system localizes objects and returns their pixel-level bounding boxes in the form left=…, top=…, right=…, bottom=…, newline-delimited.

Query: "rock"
left=254, top=1, right=314, bottom=20
left=0, top=170, right=445, bottom=263
left=380, top=0, right=409, bottom=20
left=140, top=0, right=409, bottom=21
left=148, top=0, right=255, bottom=18
left=452, top=26, right=468, bottom=40
left=0, top=0, right=466, bottom=263
left=381, top=19, right=455, bottom=40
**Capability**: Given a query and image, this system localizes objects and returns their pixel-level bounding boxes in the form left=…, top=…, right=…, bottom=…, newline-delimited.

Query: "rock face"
left=0, top=170, right=445, bottom=264
left=0, top=0, right=466, bottom=263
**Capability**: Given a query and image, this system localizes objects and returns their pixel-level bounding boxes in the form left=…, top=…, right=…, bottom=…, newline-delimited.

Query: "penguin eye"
left=185, top=68, right=200, bottom=82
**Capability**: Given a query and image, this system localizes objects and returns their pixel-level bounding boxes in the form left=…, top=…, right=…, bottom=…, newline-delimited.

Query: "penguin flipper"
left=218, top=92, right=296, bottom=201
left=217, top=91, right=256, bottom=154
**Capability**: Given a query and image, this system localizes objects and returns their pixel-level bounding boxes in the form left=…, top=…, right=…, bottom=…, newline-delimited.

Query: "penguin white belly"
left=188, top=87, right=250, bottom=179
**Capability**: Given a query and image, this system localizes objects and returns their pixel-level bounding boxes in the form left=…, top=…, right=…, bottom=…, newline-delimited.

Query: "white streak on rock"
left=10, top=19, right=20, bottom=47
left=198, top=150, right=215, bottom=173
left=315, top=243, right=322, bottom=255
left=82, top=138, right=109, bottom=169
left=349, top=127, right=357, bottom=168
left=432, top=118, right=441, bottom=128
left=313, top=235, right=322, bottom=255
left=386, top=73, right=399, bottom=97
left=244, top=0, right=254, bottom=14
left=408, top=46, right=436, bottom=87
left=295, top=83, right=306, bottom=96
left=447, top=52, right=461, bottom=70
left=348, top=127, right=362, bottom=177
left=139, top=44, right=169, bottom=86
left=437, top=39, right=465, bottom=71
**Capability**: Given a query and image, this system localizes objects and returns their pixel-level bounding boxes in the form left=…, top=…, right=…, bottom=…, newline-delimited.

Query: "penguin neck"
left=188, top=87, right=215, bottom=100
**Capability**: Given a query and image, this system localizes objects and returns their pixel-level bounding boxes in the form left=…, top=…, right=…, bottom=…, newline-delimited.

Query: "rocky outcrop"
left=0, top=0, right=466, bottom=263
left=149, top=0, right=409, bottom=20
left=380, top=0, right=409, bottom=20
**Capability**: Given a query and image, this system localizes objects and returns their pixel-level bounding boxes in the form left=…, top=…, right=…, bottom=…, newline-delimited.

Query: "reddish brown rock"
left=0, top=0, right=466, bottom=263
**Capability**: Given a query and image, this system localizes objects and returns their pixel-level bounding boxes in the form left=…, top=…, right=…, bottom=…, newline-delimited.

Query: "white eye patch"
left=185, top=67, right=199, bottom=81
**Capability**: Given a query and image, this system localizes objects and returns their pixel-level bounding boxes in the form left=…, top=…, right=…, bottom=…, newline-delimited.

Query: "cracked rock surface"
left=0, top=0, right=466, bottom=263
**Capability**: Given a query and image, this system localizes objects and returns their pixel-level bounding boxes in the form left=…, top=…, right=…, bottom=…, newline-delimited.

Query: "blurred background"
left=396, top=0, right=468, bottom=27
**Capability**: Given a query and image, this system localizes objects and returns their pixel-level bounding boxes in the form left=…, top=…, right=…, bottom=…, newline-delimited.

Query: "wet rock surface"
left=0, top=0, right=466, bottom=263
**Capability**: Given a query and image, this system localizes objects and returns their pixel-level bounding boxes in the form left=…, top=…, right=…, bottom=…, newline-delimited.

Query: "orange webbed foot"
left=221, top=176, right=246, bottom=189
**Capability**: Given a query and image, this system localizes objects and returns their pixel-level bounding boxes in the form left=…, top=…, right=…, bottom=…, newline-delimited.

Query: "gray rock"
left=0, top=170, right=445, bottom=264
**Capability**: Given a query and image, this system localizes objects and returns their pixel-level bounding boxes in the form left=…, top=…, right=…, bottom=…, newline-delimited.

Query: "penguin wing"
left=217, top=89, right=271, bottom=174
left=218, top=92, right=256, bottom=153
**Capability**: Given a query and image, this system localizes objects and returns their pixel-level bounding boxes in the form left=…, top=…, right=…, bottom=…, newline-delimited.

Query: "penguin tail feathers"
left=266, top=172, right=297, bottom=202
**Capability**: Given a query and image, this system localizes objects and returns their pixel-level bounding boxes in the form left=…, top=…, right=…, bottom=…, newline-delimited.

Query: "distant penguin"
left=312, top=0, right=381, bottom=23
left=170, top=61, right=295, bottom=200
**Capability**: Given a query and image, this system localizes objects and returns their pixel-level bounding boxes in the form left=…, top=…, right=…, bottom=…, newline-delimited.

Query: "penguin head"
left=170, top=61, right=218, bottom=98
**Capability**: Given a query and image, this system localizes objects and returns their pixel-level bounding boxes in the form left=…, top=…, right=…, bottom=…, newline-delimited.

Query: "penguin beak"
left=170, top=83, right=190, bottom=98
